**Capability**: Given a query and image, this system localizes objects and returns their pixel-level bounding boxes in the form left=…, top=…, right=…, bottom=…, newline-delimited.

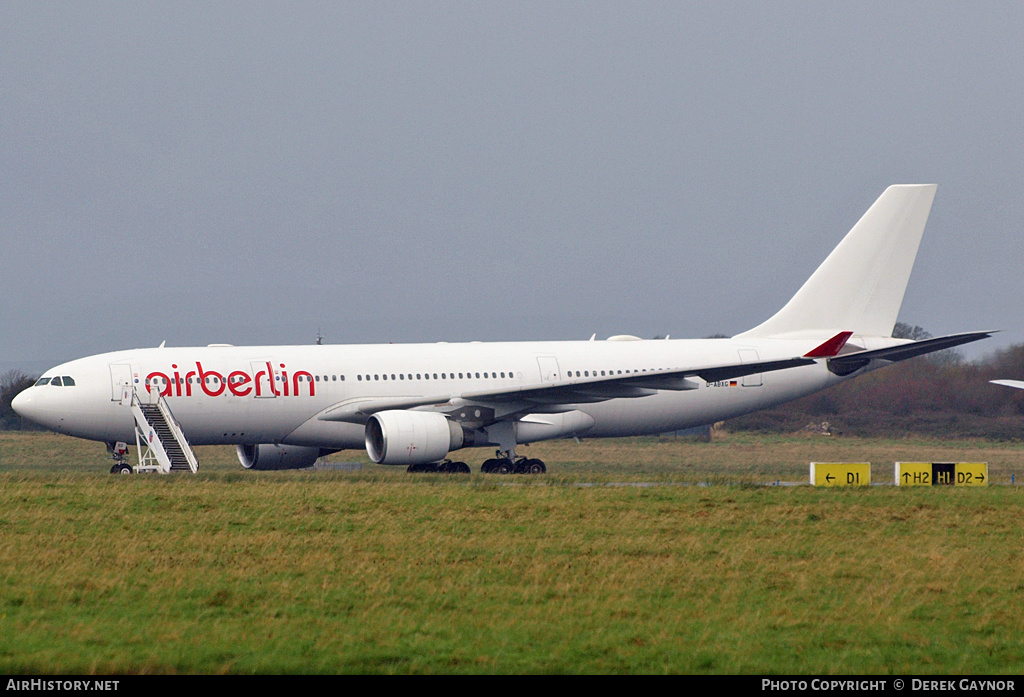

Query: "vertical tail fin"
left=735, top=184, right=937, bottom=339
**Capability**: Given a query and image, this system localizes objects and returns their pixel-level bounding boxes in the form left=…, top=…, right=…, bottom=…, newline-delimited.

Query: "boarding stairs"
left=131, top=389, right=198, bottom=473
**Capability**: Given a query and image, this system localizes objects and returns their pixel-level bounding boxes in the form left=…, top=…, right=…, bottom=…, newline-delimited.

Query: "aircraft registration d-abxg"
left=14, top=185, right=991, bottom=474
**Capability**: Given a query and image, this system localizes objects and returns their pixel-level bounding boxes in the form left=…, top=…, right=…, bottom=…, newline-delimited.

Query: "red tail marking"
left=804, top=331, right=854, bottom=358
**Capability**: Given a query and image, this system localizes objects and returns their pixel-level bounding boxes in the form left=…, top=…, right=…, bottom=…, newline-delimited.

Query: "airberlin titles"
left=144, top=362, right=316, bottom=399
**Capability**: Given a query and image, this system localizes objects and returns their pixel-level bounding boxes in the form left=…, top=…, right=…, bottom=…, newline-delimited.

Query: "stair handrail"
left=152, top=391, right=198, bottom=473
left=130, top=390, right=173, bottom=473
left=131, top=388, right=199, bottom=473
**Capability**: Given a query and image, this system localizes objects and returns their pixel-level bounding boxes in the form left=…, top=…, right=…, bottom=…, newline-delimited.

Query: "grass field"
left=1, top=431, right=1023, bottom=674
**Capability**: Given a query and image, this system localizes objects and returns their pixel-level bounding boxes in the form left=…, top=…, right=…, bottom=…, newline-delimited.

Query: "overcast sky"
left=3, top=1, right=1022, bottom=373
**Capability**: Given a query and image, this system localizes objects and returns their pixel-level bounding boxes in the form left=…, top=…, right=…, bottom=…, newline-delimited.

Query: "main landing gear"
left=406, top=453, right=547, bottom=474
left=407, top=459, right=471, bottom=474
left=480, top=451, right=547, bottom=475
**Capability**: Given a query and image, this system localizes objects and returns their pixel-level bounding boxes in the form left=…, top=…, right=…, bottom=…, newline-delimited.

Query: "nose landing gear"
left=106, top=441, right=134, bottom=474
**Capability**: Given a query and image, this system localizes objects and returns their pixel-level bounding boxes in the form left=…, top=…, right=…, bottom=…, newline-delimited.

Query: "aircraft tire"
left=481, top=458, right=523, bottom=474
left=438, top=460, right=470, bottom=474
left=525, top=459, right=546, bottom=474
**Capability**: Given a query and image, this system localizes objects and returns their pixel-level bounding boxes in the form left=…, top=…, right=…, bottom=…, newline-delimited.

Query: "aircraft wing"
left=318, top=348, right=827, bottom=424
left=991, top=379, right=1024, bottom=390
left=459, top=355, right=817, bottom=405
left=827, top=331, right=994, bottom=376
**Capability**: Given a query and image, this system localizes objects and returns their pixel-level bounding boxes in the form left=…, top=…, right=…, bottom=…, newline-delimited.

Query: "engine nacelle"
left=365, top=410, right=464, bottom=465
left=236, top=444, right=322, bottom=470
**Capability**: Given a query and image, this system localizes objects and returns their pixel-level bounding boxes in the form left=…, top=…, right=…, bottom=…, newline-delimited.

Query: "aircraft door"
left=537, top=355, right=561, bottom=383
left=737, top=350, right=763, bottom=387
left=250, top=360, right=279, bottom=398
left=109, top=364, right=134, bottom=404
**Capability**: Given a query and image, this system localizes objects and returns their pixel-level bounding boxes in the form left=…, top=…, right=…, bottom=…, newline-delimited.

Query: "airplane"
left=12, top=184, right=992, bottom=474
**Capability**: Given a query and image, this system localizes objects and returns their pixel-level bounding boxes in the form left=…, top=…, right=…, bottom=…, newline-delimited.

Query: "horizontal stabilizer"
left=827, top=331, right=994, bottom=376
left=991, top=379, right=1024, bottom=390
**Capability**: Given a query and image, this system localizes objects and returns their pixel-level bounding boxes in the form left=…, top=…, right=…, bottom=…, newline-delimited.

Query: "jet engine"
left=236, top=443, right=323, bottom=470
left=365, top=410, right=465, bottom=465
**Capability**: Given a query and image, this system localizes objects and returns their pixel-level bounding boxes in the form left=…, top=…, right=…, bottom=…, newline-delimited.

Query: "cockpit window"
left=41, top=376, right=76, bottom=386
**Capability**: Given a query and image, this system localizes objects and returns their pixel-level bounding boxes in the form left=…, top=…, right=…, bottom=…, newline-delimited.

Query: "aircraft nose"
left=11, top=389, right=39, bottom=423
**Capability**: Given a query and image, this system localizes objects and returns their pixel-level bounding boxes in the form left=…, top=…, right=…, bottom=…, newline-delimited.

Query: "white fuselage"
left=13, top=336, right=862, bottom=453
left=11, top=184, right=978, bottom=468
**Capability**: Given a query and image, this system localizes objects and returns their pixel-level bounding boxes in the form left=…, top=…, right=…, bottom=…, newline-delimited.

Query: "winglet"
left=804, top=331, right=853, bottom=358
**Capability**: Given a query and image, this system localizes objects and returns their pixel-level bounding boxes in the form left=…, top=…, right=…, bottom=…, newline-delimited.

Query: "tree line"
left=725, top=329, right=1024, bottom=440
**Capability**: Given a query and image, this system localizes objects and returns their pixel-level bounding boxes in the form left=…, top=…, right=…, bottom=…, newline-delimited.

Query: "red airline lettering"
left=145, top=362, right=315, bottom=398
left=227, top=370, right=252, bottom=397
left=196, top=362, right=226, bottom=397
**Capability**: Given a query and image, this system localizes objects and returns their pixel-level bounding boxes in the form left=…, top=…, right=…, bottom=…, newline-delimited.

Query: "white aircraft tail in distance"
left=13, top=185, right=993, bottom=474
